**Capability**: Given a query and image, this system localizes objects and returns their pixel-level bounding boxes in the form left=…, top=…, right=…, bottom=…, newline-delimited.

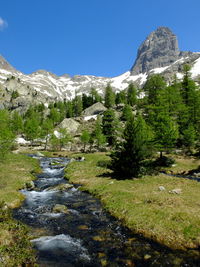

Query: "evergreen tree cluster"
left=111, top=66, right=200, bottom=178
left=1, top=65, right=200, bottom=175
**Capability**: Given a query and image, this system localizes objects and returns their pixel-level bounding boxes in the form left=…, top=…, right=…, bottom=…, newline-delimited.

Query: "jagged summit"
left=131, top=27, right=180, bottom=75
left=0, top=26, right=200, bottom=114
left=0, top=55, right=16, bottom=72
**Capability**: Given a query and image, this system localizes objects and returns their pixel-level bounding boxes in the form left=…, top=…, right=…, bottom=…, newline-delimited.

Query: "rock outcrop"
left=0, top=55, right=16, bottom=72
left=131, top=27, right=180, bottom=75
left=57, top=118, right=80, bottom=134
left=82, top=102, right=107, bottom=116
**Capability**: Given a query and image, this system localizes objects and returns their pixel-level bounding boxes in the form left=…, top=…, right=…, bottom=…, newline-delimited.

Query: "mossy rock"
left=52, top=204, right=69, bottom=214
left=46, top=183, right=73, bottom=192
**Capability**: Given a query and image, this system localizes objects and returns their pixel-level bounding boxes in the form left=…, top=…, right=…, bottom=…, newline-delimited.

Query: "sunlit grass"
left=65, top=152, right=200, bottom=250
left=0, top=153, right=39, bottom=265
left=0, top=153, right=40, bottom=208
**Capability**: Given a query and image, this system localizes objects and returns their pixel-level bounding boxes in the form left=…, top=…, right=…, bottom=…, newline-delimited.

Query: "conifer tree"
left=127, top=83, right=137, bottom=106
left=58, top=127, right=72, bottom=151
left=73, top=96, right=83, bottom=116
left=104, top=84, right=115, bottom=108
left=0, top=110, right=15, bottom=159
left=153, top=114, right=178, bottom=158
left=11, top=111, right=23, bottom=135
left=182, top=124, right=196, bottom=151
left=24, top=117, right=40, bottom=145
left=90, top=88, right=102, bottom=103
left=66, top=101, right=73, bottom=118
left=102, top=109, right=118, bottom=146
left=115, top=91, right=127, bottom=105
left=49, top=107, right=60, bottom=126
left=121, top=104, right=133, bottom=121
left=143, top=74, right=166, bottom=105
left=92, top=116, right=106, bottom=149
left=41, top=118, right=53, bottom=150
left=111, top=115, right=152, bottom=178
left=80, top=130, right=90, bottom=152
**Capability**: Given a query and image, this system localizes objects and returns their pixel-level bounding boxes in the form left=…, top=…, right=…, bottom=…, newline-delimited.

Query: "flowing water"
left=13, top=156, right=200, bottom=266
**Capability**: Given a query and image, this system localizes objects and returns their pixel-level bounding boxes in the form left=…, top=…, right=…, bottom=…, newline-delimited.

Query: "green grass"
left=0, top=153, right=39, bottom=266
left=163, top=154, right=200, bottom=174
left=0, top=153, right=40, bottom=208
left=65, top=152, right=200, bottom=251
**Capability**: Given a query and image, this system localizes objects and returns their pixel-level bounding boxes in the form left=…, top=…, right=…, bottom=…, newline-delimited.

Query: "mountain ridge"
left=0, top=27, right=200, bottom=113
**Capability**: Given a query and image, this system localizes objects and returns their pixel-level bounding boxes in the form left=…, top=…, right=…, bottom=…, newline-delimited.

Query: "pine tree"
left=90, top=88, right=102, bottom=103
left=92, top=116, right=106, bottom=149
left=143, top=74, right=166, bottom=105
left=24, top=117, right=40, bottom=145
left=127, top=83, right=137, bottom=106
left=40, top=118, right=53, bottom=150
left=49, top=107, right=60, bottom=126
left=73, top=96, right=83, bottom=116
left=179, top=64, right=200, bottom=136
left=104, top=84, right=115, bottom=108
left=115, top=91, right=127, bottom=105
left=82, top=94, right=93, bottom=109
left=66, top=101, right=73, bottom=118
left=102, top=109, right=118, bottom=146
left=57, top=127, right=72, bottom=151
left=111, top=115, right=152, bottom=178
left=0, top=110, right=15, bottom=159
left=182, top=124, right=196, bottom=151
left=121, top=104, right=133, bottom=121
left=80, top=130, right=90, bottom=152
left=11, top=111, right=23, bottom=135
left=50, top=134, right=60, bottom=151
left=153, top=114, right=179, bottom=158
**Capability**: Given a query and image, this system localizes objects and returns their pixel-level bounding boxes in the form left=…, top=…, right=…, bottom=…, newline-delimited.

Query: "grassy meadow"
left=65, top=152, right=200, bottom=251
left=0, top=153, right=40, bottom=208
left=0, top=153, right=39, bottom=266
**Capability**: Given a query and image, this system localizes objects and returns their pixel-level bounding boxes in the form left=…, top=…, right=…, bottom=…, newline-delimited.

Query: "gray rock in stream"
left=25, top=181, right=35, bottom=191
left=52, top=204, right=69, bottom=214
left=46, top=183, right=73, bottom=192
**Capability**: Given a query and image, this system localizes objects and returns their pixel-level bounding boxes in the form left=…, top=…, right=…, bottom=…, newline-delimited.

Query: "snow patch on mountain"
left=191, top=57, right=200, bottom=78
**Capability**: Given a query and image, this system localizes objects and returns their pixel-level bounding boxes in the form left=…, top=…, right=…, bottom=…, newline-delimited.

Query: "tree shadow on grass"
left=96, top=158, right=162, bottom=180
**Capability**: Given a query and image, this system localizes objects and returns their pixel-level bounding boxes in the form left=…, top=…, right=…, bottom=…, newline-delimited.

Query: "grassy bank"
left=0, top=153, right=39, bottom=266
left=0, top=153, right=40, bottom=208
left=65, top=152, right=200, bottom=251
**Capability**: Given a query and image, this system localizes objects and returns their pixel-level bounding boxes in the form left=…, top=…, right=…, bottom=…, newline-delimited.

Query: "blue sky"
left=1, top=0, right=200, bottom=77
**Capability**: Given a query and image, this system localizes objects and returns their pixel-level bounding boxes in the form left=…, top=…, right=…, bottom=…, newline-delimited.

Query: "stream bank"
left=65, top=152, right=200, bottom=253
left=12, top=154, right=200, bottom=266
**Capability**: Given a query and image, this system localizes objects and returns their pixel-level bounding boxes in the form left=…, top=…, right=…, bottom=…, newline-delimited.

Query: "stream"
left=13, top=155, right=200, bottom=266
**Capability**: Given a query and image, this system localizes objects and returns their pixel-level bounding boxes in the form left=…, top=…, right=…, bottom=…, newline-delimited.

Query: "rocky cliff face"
left=0, top=27, right=200, bottom=113
left=0, top=55, right=16, bottom=72
left=131, top=27, right=183, bottom=74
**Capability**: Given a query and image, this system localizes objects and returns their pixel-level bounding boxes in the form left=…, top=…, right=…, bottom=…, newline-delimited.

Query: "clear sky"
left=1, top=0, right=200, bottom=77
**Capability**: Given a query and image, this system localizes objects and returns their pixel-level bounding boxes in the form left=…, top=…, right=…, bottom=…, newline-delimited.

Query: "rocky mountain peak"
left=0, top=55, right=16, bottom=72
left=131, top=27, right=180, bottom=75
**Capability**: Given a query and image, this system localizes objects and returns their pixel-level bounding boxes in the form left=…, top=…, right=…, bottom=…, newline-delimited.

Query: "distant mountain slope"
left=0, top=27, right=200, bottom=111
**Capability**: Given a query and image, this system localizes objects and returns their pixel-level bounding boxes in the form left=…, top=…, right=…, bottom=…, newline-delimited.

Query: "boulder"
left=169, top=188, right=182, bottom=194
left=82, top=102, right=107, bottom=116
left=46, top=183, right=73, bottom=192
left=158, top=186, right=166, bottom=191
left=25, top=181, right=35, bottom=191
left=52, top=204, right=69, bottom=214
left=36, top=151, right=45, bottom=157
left=57, top=118, right=80, bottom=134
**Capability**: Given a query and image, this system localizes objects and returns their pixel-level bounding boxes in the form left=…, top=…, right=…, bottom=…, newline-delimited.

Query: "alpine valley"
left=0, top=26, right=200, bottom=113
